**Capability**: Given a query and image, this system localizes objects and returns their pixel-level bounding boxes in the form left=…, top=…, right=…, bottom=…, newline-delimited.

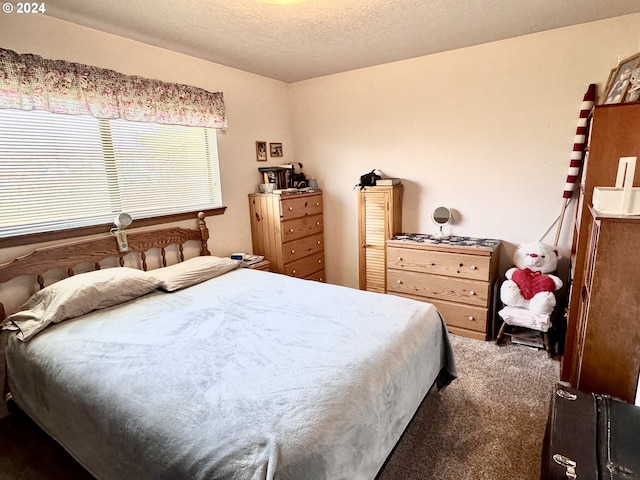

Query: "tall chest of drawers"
left=387, top=234, right=501, bottom=340
left=249, top=191, right=325, bottom=281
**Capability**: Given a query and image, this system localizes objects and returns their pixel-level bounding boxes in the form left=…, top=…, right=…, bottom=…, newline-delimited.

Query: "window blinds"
left=0, top=109, right=222, bottom=238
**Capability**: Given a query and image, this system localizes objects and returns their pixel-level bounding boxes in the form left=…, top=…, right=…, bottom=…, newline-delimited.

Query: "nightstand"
left=247, top=259, right=270, bottom=271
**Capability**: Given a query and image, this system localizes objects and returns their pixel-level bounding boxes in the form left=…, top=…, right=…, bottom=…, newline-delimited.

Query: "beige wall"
left=289, top=13, right=640, bottom=288
left=1, top=13, right=640, bottom=297
left=0, top=14, right=293, bottom=313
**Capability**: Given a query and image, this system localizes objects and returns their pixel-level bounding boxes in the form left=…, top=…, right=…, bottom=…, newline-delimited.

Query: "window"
left=0, top=109, right=223, bottom=239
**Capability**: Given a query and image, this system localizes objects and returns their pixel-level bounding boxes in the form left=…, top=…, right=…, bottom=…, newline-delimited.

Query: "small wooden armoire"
left=357, top=184, right=403, bottom=292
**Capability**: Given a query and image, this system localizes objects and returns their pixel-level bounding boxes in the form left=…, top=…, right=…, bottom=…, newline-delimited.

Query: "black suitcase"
left=541, top=383, right=640, bottom=479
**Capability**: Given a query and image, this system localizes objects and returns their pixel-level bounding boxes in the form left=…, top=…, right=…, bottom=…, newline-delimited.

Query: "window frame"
left=0, top=110, right=227, bottom=249
left=0, top=207, right=226, bottom=249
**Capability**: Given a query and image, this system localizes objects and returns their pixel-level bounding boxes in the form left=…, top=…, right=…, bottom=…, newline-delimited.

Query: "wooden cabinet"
left=386, top=235, right=501, bottom=340
left=249, top=191, right=325, bottom=281
left=358, top=184, right=403, bottom=292
left=571, top=207, right=640, bottom=403
left=563, top=103, right=640, bottom=381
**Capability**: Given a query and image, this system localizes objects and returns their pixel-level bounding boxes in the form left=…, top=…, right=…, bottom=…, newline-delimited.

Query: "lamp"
left=111, top=213, right=132, bottom=252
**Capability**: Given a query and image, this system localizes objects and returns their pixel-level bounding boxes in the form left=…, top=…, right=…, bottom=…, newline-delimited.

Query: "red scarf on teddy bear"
left=512, top=268, right=556, bottom=300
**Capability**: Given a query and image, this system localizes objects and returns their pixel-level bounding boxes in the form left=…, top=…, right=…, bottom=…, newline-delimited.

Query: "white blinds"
left=0, top=109, right=222, bottom=238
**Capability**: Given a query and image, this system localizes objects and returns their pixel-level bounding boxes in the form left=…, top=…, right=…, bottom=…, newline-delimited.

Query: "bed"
left=0, top=213, right=456, bottom=480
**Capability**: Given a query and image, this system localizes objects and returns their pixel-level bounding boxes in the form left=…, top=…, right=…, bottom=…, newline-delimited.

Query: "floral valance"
left=0, top=48, right=227, bottom=129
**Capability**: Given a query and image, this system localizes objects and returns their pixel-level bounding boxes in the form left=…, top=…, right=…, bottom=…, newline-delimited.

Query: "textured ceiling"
left=43, top=0, right=640, bottom=83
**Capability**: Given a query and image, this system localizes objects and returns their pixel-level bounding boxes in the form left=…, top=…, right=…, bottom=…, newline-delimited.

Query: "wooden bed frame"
left=0, top=212, right=210, bottom=322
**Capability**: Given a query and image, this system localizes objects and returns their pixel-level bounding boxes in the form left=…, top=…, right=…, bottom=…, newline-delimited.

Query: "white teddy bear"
left=500, top=242, right=563, bottom=315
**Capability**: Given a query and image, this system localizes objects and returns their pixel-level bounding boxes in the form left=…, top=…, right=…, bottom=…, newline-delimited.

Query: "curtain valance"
left=0, top=48, right=227, bottom=128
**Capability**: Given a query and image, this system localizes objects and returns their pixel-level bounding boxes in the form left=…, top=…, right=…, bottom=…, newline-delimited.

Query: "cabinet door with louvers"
left=358, top=184, right=403, bottom=292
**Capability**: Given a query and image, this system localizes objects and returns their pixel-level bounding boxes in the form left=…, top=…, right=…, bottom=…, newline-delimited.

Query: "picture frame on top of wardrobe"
left=602, top=52, right=640, bottom=105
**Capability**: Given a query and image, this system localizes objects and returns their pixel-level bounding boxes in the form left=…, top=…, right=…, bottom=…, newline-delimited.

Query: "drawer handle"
left=317, top=241, right=321, bottom=245
left=316, top=221, right=320, bottom=226
left=289, top=228, right=294, bottom=233
left=288, top=206, right=293, bottom=211
left=318, top=259, right=322, bottom=264
left=291, top=249, right=295, bottom=254
left=292, top=269, right=296, bottom=274
left=316, top=202, right=320, bottom=206
left=470, top=265, right=477, bottom=270
left=397, top=279, right=403, bottom=284
left=397, top=256, right=402, bottom=261
left=469, top=291, right=476, bottom=296
left=468, top=316, right=475, bottom=321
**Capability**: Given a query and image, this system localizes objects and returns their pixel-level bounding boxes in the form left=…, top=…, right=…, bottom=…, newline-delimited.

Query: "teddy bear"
left=500, top=242, right=563, bottom=315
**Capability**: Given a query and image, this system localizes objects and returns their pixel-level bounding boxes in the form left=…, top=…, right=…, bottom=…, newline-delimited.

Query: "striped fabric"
left=562, top=84, right=596, bottom=199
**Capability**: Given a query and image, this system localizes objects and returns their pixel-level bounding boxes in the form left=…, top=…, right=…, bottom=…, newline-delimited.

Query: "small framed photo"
left=256, top=141, right=267, bottom=162
left=269, top=142, right=283, bottom=157
left=602, top=67, right=617, bottom=102
left=603, top=53, right=640, bottom=105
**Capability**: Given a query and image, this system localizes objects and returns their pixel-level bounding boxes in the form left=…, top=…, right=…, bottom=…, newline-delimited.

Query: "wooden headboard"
left=0, top=212, right=210, bottom=321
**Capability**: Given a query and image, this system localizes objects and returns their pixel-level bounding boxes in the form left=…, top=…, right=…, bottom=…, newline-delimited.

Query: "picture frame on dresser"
left=603, top=52, right=640, bottom=105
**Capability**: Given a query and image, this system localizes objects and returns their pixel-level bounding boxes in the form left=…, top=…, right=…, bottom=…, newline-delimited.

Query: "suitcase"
left=541, top=383, right=640, bottom=480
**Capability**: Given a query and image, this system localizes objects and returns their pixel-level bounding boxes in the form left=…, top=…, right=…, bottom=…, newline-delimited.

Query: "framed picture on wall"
left=603, top=53, right=640, bottom=105
left=269, top=142, right=283, bottom=157
left=256, top=141, right=267, bottom=162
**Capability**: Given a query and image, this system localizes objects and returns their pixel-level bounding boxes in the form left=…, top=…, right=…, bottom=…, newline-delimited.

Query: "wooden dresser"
left=387, top=234, right=501, bottom=340
left=358, top=184, right=403, bottom=292
left=563, top=103, right=640, bottom=381
left=248, top=191, right=325, bottom=281
left=571, top=207, right=640, bottom=403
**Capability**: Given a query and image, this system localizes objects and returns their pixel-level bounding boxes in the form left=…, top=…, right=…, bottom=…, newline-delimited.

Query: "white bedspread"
left=6, top=268, right=456, bottom=480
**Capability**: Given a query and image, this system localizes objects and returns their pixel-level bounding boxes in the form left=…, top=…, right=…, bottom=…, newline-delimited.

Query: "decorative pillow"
left=150, top=256, right=241, bottom=292
left=2, top=267, right=161, bottom=342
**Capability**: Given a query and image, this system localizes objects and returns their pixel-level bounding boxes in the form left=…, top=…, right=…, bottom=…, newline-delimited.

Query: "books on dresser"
left=375, top=178, right=401, bottom=186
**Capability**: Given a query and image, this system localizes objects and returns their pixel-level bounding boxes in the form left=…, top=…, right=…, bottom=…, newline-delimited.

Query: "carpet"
left=0, top=333, right=559, bottom=479
left=377, top=333, right=560, bottom=480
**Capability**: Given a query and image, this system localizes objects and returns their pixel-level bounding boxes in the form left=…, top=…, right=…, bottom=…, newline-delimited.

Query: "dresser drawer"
left=280, top=194, right=323, bottom=220
left=390, top=293, right=488, bottom=337
left=282, top=214, right=323, bottom=242
left=429, top=299, right=488, bottom=333
left=284, top=251, right=324, bottom=278
left=304, top=269, right=326, bottom=282
left=283, top=233, right=324, bottom=264
left=387, top=246, right=491, bottom=281
left=387, top=269, right=490, bottom=307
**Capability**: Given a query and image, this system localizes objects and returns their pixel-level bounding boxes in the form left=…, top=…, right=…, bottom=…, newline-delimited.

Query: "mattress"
left=5, top=268, right=456, bottom=480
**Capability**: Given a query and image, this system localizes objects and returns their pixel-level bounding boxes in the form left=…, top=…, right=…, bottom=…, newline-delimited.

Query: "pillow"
left=2, top=267, right=161, bottom=342
left=149, top=256, right=241, bottom=292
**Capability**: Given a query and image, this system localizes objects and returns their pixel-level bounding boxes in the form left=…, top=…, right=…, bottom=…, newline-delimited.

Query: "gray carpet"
left=378, top=333, right=560, bottom=480
left=0, top=333, right=559, bottom=479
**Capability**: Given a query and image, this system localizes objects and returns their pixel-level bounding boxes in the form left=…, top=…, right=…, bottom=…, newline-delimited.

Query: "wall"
left=1, top=13, right=639, bottom=296
left=0, top=14, right=293, bottom=313
left=289, top=14, right=640, bottom=288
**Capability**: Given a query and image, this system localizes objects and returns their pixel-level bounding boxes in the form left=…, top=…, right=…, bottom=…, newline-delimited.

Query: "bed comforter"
left=5, top=268, right=456, bottom=480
